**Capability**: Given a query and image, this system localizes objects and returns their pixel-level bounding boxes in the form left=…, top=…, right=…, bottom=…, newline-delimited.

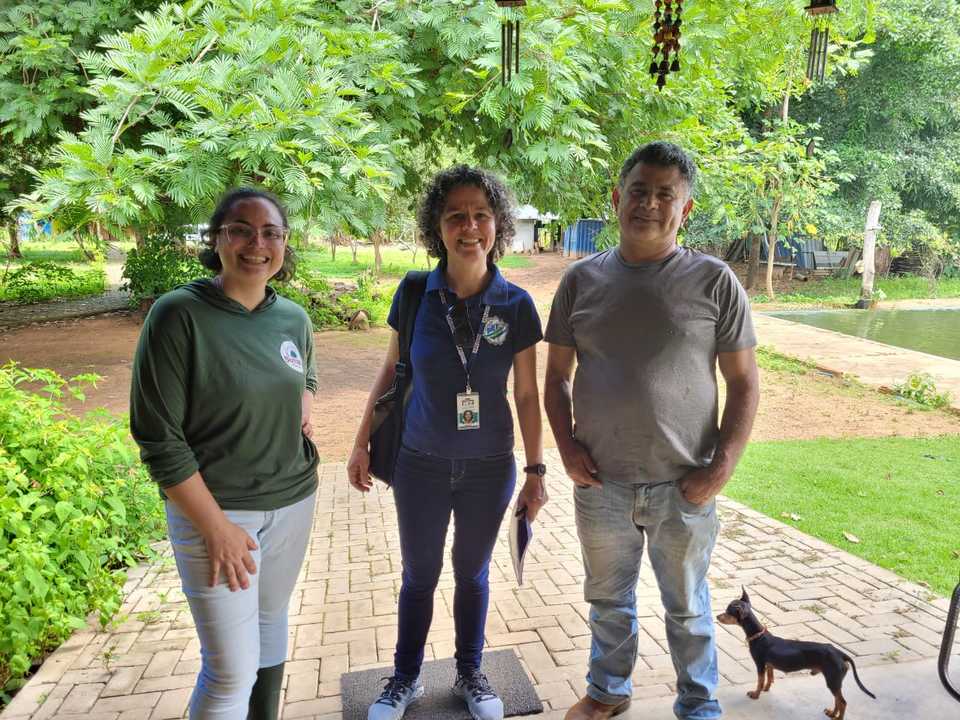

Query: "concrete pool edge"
left=753, top=314, right=960, bottom=414
left=763, top=306, right=960, bottom=363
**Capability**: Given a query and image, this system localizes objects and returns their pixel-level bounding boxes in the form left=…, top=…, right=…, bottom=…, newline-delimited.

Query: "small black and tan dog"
left=716, top=588, right=876, bottom=720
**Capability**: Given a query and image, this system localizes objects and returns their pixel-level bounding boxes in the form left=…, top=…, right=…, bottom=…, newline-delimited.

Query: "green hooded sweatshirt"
left=130, top=278, right=318, bottom=510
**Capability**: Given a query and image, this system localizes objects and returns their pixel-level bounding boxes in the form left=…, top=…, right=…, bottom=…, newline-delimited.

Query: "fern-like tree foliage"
left=0, top=0, right=163, bottom=246
left=16, top=0, right=880, bottom=244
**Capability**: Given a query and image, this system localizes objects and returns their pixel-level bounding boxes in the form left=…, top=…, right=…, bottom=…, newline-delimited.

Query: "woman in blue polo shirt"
left=347, top=166, right=547, bottom=720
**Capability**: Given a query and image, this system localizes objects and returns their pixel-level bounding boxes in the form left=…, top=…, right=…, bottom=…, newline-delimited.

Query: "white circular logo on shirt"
left=280, top=340, right=304, bottom=373
left=482, top=315, right=509, bottom=346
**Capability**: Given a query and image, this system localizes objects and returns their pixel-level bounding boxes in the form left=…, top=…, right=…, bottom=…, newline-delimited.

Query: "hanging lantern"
left=805, top=1, right=837, bottom=82
left=649, top=0, right=684, bottom=90
left=495, top=0, right=525, bottom=85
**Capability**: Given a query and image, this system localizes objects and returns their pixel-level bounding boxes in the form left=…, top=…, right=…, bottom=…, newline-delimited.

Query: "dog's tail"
left=842, top=654, right=877, bottom=699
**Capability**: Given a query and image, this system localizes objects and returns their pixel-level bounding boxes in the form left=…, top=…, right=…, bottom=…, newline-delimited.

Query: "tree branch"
left=111, top=95, right=142, bottom=147
left=193, top=36, right=218, bottom=65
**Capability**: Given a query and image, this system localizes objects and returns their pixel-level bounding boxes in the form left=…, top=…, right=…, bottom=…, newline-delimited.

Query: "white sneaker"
left=453, top=669, right=504, bottom=720
left=368, top=676, right=424, bottom=720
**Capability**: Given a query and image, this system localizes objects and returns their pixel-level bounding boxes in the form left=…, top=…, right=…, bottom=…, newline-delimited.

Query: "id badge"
left=456, top=392, right=480, bottom=430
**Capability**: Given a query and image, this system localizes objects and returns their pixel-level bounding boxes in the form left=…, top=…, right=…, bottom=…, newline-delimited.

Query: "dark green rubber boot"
left=247, top=662, right=285, bottom=720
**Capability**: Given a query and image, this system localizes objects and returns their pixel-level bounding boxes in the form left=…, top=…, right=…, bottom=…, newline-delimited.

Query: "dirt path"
left=2, top=252, right=959, bottom=464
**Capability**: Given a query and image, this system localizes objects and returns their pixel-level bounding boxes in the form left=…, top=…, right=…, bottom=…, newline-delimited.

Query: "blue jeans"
left=165, top=491, right=317, bottom=719
left=575, top=479, right=721, bottom=720
left=391, top=446, right=516, bottom=679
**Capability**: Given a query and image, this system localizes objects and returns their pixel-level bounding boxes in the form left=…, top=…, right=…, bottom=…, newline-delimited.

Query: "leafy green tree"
left=19, top=0, right=876, bottom=252
left=0, top=1, right=162, bottom=253
left=20, top=0, right=416, bottom=244
left=794, top=0, right=960, bottom=262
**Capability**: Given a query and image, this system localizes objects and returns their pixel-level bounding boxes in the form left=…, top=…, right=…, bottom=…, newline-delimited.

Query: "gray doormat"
left=340, top=649, right=544, bottom=719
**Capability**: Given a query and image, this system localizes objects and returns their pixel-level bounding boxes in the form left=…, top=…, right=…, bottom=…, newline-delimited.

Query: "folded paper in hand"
left=509, top=505, right=532, bottom=585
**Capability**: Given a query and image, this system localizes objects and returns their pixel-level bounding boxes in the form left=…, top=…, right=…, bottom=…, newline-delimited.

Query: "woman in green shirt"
left=130, top=188, right=319, bottom=720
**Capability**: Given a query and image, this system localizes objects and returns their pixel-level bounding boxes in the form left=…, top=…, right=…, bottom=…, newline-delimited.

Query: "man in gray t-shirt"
left=545, top=142, right=760, bottom=720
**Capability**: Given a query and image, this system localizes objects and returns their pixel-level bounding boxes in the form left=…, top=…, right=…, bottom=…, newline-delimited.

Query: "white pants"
left=165, top=491, right=316, bottom=719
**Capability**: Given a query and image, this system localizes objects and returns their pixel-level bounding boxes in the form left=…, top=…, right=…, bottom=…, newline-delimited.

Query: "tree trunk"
left=759, top=88, right=791, bottom=299
left=746, top=232, right=761, bottom=289
left=765, top=193, right=784, bottom=300
left=329, top=232, right=338, bottom=261
left=7, top=222, right=23, bottom=259
left=350, top=236, right=359, bottom=263
left=372, top=230, right=383, bottom=275
left=854, top=201, right=882, bottom=309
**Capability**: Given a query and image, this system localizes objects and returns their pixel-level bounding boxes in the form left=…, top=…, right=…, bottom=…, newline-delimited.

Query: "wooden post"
left=855, top=201, right=882, bottom=309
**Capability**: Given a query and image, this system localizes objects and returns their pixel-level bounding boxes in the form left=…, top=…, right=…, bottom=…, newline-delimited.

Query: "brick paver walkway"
left=2, top=449, right=953, bottom=719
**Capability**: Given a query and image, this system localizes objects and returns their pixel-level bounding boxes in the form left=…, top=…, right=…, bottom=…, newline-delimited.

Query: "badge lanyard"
left=439, top=288, right=489, bottom=430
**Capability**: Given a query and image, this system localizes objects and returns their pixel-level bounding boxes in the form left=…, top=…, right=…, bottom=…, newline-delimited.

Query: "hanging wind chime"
left=805, top=0, right=838, bottom=82
left=649, top=0, right=684, bottom=90
left=495, top=0, right=525, bottom=85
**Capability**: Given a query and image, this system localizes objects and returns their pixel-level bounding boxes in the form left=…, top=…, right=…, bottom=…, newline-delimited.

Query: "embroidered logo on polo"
left=482, top=315, right=509, bottom=346
left=280, top=340, right=304, bottom=373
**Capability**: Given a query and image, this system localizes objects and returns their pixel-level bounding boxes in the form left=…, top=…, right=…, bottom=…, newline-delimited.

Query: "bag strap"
left=395, top=270, right=429, bottom=379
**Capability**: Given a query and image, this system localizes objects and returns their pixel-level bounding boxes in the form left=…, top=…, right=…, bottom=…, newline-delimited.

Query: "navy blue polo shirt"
left=387, top=264, right=542, bottom=459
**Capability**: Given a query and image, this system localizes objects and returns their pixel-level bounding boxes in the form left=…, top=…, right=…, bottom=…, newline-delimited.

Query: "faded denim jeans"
left=165, top=491, right=317, bottom=719
left=574, top=479, right=721, bottom=720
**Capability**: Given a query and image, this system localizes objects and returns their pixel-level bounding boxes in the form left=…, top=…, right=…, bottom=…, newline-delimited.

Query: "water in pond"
left=767, top=307, right=960, bottom=361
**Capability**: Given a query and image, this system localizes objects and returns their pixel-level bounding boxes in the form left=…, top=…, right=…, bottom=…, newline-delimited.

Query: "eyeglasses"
left=218, top=223, right=288, bottom=245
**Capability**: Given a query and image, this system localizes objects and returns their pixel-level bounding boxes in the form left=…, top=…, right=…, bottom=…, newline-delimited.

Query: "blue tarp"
left=562, top=219, right=604, bottom=257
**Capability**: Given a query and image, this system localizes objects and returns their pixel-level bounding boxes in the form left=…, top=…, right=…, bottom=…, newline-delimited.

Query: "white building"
left=511, top=205, right=558, bottom=254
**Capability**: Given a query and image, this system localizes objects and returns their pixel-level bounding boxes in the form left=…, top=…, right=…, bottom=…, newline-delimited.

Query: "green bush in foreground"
left=0, top=364, right=164, bottom=695
left=0, top=261, right=106, bottom=304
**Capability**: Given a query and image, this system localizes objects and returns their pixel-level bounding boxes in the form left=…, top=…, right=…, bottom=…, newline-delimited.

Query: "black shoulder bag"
left=368, top=270, right=429, bottom=484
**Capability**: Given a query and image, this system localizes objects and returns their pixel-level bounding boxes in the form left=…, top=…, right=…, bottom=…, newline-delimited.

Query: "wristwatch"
left=523, top=463, right=547, bottom=476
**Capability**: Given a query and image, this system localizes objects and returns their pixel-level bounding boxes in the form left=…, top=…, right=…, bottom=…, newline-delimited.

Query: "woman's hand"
left=301, top=390, right=314, bottom=439
left=347, top=444, right=374, bottom=493
left=202, top=520, right=259, bottom=591
left=516, top=474, right=548, bottom=522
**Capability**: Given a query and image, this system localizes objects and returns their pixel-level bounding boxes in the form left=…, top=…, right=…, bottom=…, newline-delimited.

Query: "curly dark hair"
left=416, top=165, right=515, bottom=265
left=198, top=187, right=297, bottom=282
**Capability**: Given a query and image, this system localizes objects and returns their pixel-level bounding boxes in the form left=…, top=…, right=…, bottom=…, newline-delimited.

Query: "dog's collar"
left=746, top=626, right=767, bottom=644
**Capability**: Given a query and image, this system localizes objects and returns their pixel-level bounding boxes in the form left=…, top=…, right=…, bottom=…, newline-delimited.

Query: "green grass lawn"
left=725, top=436, right=960, bottom=596
left=297, top=244, right=532, bottom=279
left=752, top=275, right=960, bottom=306
left=7, top=236, right=109, bottom=264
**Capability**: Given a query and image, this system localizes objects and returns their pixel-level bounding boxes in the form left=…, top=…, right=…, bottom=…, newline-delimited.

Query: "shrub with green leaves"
left=275, top=268, right=391, bottom=329
left=337, top=271, right=391, bottom=325
left=892, top=372, right=953, bottom=409
left=0, top=261, right=106, bottom=304
left=121, top=234, right=205, bottom=306
left=0, top=364, right=165, bottom=693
